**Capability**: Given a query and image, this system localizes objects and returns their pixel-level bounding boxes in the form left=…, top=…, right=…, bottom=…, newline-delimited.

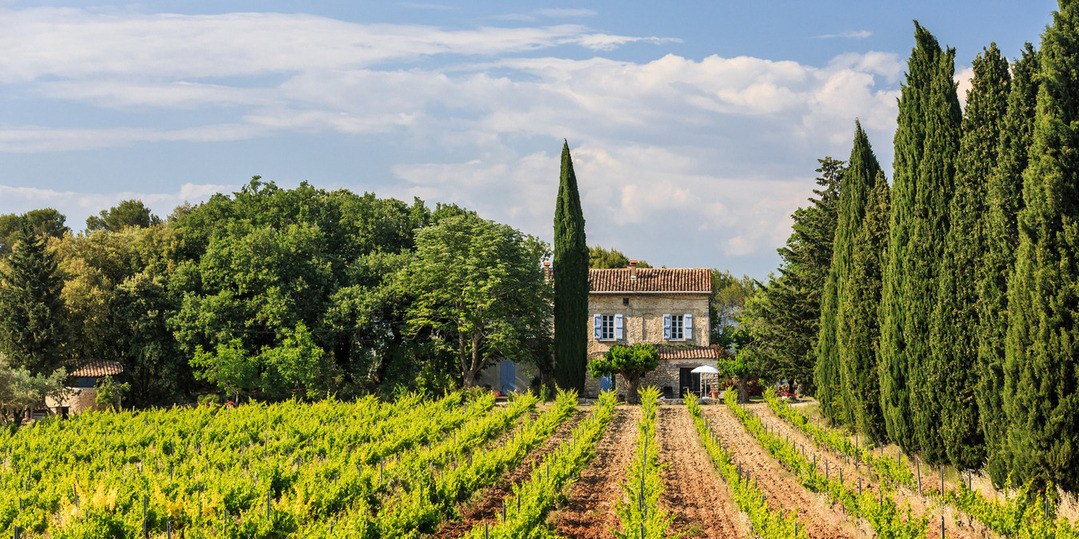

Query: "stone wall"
left=45, top=387, right=101, bottom=415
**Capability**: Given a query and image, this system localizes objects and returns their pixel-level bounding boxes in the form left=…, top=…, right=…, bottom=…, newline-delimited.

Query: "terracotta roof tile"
left=656, top=345, right=719, bottom=360
left=65, top=359, right=124, bottom=377
left=589, top=267, right=711, bottom=293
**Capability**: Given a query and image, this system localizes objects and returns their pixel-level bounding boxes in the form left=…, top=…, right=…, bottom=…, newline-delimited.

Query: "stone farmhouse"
left=583, top=261, right=719, bottom=400
left=478, top=260, right=721, bottom=399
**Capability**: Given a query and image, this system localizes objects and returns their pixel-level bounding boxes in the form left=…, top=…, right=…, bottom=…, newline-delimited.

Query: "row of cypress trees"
left=816, top=1, right=1079, bottom=494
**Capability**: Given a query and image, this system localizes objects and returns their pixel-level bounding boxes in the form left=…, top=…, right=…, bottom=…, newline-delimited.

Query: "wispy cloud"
left=813, top=30, right=872, bottom=39
left=534, top=8, right=598, bottom=17
left=396, top=2, right=454, bottom=10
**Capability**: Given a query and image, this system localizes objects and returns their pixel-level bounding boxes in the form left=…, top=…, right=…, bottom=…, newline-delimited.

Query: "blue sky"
left=0, top=1, right=1058, bottom=278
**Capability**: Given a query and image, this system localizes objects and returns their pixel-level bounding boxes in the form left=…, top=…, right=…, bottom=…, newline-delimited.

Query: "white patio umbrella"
left=690, top=365, right=721, bottom=397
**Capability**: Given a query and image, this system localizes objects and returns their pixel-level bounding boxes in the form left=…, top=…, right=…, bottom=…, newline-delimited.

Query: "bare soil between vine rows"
left=656, top=406, right=751, bottom=539
left=550, top=406, right=640, bottom=539
left=430, top=409, right=584, bottom=539
left=701, top=405, right=871, bottom=539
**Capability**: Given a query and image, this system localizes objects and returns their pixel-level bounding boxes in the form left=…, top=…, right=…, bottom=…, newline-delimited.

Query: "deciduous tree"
left=404, top=214, right=552, bottom=387
left=587, top=343, right=658, bottom=404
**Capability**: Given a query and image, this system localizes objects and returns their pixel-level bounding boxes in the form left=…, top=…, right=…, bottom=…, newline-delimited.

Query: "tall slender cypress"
left=880, top=22, right=961, bottom=459
left=831, top=122, right=884, bottom=427
left=817, top=121, right=881, bottom=423
left=931, top=44, right=1010, bottom=471
left=979, top=43, right=1038, bottom=487
left=553, top=141, right=589, bottom=392
left=845, top=176, right=890, bottom=442
left=1004, top=0, right=1079, bottom=493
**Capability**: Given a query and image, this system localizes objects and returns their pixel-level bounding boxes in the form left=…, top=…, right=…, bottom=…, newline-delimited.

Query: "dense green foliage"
left=0, top=178, right=557, bottom=405
left=740, top=158, right=843, bottom=389
left=880, top=23, right=961, bottom=462
left=710, top=270, right=758, bottom=351
left=843, top=178, right=890, bottom=442
left=0, top=209, right=69, bottom=256
left=85, top=200, right=162, bottom=232
left=553, top=141, right=589, bottom=393
left=403, top=213, right=552, bottom=387
left=931, top=44, right=1010, bottom=471
left=1004, top=0, right=1079, bottom=493
left=979, top=43, right=1039, bottom=487
left=816, top=121, right=882, bottom=423
left=587, top=245, right=649, bottom=269
left=0, top=229, right=67, bottom=375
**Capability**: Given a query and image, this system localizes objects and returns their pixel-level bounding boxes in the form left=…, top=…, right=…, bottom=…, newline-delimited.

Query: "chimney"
left=629, top=259, right=638, bottom=280
left=543, top=261, right=552, bottom=280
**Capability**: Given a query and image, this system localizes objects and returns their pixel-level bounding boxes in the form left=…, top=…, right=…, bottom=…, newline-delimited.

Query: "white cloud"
left=813, top=30, right=873, bottom=39
left=0, top=8, right=668, bottom=83
left=955, top=66, right=975, bottom=109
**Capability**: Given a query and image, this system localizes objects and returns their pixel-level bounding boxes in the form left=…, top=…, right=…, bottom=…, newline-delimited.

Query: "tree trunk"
left=462, top=333, right=482, bottom=388
left=626, top=374, right=642, bottom=405
left=734, top=377, right=749, bottom=404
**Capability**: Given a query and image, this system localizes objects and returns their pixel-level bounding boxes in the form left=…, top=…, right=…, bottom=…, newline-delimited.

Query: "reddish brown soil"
left=656, top=406, right=751, bottom=539
left=430, top=410, right=584, bottom=539
left=550, top=406, right=640, bottom=539
left=701, top=405, right=870, bottom=539
left=752, top=402, right=989, bottom=538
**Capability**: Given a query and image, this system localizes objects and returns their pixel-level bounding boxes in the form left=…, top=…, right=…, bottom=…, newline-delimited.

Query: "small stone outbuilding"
left=45, top=359, right=124, bottom=415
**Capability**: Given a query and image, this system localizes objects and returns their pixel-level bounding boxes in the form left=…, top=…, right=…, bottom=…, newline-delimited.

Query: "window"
left=601, top=315, right=615, bottom=340
left=663, top=313, right=694, bottom=340
left=593, top=314, right=623, bottom=340
left=670, top=315, right=684, bottom=339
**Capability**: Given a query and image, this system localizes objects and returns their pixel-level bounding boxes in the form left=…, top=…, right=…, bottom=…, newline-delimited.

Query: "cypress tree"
left=1004, top=0, right=1079, bottom=493
left=0, top=227, right=66, bottom=375
left=880, top=22, right=961, bottom=460
left=553, top=141, right=589, bottom=392
left=931, top=44, right=1010, bottom=471
left=817, top=121, right=881, bottom=423
left=846, top=176, right=890, bottom=442
left=979, top=43, right=1038, bottom=487
left=830, top=122, right=884, bottom=428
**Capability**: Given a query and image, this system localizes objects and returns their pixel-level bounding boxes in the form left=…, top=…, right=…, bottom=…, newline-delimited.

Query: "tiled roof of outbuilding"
left=65, top=359, right=124, bottom=377
left=589, top=267, right=711, bottom=293
left=656, top=345, right=719, bottom=360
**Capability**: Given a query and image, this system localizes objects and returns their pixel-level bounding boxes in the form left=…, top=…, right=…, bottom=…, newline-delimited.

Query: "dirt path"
left=550, top=406, right=640, bottom=539
left=701, top=405, right=870, bottom=539
left=656, top=406, right=751, bottom=539
left=430, top=410, right=584, bottom=539
left=752, top=402, right=989, bottom=539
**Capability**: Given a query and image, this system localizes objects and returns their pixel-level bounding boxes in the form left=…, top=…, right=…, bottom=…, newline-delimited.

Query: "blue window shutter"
left=685, top=314, right=693, bottom=340
left=594, top=314, right=602, bottom=339
left=615, top=314, right=623, bottom=340
left=663, top=314, right=671, bottom=340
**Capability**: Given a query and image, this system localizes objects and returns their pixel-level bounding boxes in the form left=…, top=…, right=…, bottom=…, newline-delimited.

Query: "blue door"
left=500, top=361, right=515, bottom=393
left=600, top=375, right=613, bottom=392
